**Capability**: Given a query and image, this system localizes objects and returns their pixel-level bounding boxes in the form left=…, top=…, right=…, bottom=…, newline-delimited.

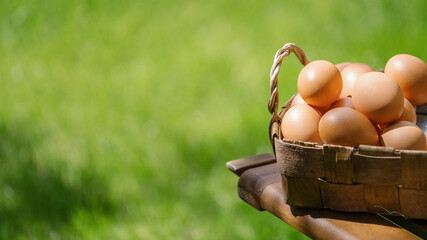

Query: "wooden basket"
left=268, top=43, right=427, bottom=219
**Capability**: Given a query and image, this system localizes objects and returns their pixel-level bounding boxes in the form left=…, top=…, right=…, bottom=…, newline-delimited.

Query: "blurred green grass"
left=0, top=0, right=426, bottom=239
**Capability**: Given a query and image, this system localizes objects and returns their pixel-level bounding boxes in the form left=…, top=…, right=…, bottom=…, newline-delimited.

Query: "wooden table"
left=227, top=153, right=427, bottom=240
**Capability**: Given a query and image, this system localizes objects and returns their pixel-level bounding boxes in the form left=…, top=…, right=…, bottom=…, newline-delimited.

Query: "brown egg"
left=330, top=97, right=354, bottom=110
left=336, top=62, right=352, bottom=71
left=339, top=63, right=375, bottom=98
left=384, top=54, right=427, bottom=106
left=297, top=60, right=343, bottom=108
left=381, top=121, right=427, bottom=150
left=281, top=104, right=323, bottom=144
left=352, top=72, right=404, bottom=124
left=289, top=93, right=330, bottom=114
left=290, top=93, right=307, bottom=107
left=395, top=98, right=416, bottom=123
left=319, top=107, right=379, bottom=147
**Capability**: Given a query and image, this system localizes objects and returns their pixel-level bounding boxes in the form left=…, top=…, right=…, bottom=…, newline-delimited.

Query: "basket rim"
left=274, top=94, right=427, bottom=154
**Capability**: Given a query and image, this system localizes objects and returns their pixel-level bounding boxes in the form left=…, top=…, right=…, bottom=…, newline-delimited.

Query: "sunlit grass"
left=0, top=0, right=426, bottom=239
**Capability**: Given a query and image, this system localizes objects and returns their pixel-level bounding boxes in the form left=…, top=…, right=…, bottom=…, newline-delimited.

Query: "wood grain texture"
left=275, top=138, right=325, bottom=178
left=237, top=163, right=281, bottom=211
left=238, top=186, right=262, bottom=211
left=358, top=144, right=396, bottom=156
left=269, top=121, right=280, bottom=149
left=399, top=187, right=427, bottom=220
left=364, top=185, right=400, bottom=214
left=285, top=176, right=322, bottom=208
left=352, top=153, right=401, bottom=186
left=226, top=153, right=276, bottom=176
left=401, top=150, right=427, bottom=189
left=382, top=215, right=427, bottom=240
left=323, top=145, right=353, bottom=184
left=319, top=180, right=366, bottom=212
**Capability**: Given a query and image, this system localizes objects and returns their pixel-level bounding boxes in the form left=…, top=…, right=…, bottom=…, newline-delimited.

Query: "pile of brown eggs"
left=281, top=54, right=427, bottom=150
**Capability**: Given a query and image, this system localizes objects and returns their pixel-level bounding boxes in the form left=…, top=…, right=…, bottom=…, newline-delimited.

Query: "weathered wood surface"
left=323, top=145, right=353, bottom=184
left=275, top=138, right=325, bottom=178
left=399, top=187, right=427, bottom=220
left=227, top=154, right=427, bottom=239
left=238, top=163, right=280, bottom=211
left=351, top=153, right=402, bottom=186
left=273, top=138, right=427, bottom=219
left=286, top=176, right=322, bottom=208
left=401, top=150, right=427, bottom=189
left=226, top=153, right=276, bottom=176
left=319, top=180, right=366, bottom=212
left=364, top=185, right=400, bottom=213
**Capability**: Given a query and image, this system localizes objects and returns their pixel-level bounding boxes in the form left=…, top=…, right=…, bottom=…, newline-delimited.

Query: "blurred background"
left=0, top=0, right=426, bottom=239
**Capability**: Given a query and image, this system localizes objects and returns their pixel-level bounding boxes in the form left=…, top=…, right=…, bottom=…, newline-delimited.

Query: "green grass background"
left=0, top=0, right=426, bottom=239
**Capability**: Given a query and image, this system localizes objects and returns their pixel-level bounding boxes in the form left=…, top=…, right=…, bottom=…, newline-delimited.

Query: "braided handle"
left=268, top=43, right=309, bottom=148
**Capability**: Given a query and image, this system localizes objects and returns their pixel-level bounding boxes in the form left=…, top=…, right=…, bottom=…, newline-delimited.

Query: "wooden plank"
left=275, top=138, right=325, bottom=178
left=237, top=163, right=281, bottom=210
left=364, top=185, right=400, bottom=214
left=401, top=150, right=427, bottom=189
left=399, top=187, right=427, bottom=220
left=319, top=180, right=366, bottom=212
left=323, top=145, right=353, bottom=184
left=226, top=153, right=276, bottom=176
left=352, top=153, right=401, bottom=185
left=380, top=215, right=427, bottom=239
left=285, top=176, right=322, bottom=208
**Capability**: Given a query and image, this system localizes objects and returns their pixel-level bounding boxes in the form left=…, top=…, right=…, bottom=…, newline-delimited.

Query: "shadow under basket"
left=268, top=43, right=427, bottom=220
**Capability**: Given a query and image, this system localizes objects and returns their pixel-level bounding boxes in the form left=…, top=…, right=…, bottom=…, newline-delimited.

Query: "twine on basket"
left=268, top=43, right=309, bottom=150
left=374, top=205, right=406, bottom=218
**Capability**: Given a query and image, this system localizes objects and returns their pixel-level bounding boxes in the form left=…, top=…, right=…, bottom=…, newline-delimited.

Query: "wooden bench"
left=227, top=153, right=427, bottom=239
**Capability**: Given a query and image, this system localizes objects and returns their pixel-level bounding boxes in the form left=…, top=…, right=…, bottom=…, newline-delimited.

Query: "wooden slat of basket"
left=399, top=187, right=427, bottom=219
left=285, top=176, right=322, bottom=208
left=364, top=185, right=400, bottom=214
left=352, top=153, right=401, bottom=186
left=275, top=138, right=324, bottom=178
left=319, top=179, right=366, bottom=212
left=358, top=144, right=397, bottom=156
left=323, top=145, right=353, bottom=184
left=401, top=150, right=427, bottom=189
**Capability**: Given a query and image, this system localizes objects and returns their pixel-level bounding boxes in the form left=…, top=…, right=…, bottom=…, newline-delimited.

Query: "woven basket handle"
left=268, top=43, right=309, bottom=148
